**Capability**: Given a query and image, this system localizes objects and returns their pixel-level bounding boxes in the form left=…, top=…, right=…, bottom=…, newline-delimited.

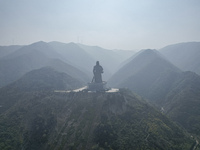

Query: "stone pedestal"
left=88, top=81, right=107, bottom=91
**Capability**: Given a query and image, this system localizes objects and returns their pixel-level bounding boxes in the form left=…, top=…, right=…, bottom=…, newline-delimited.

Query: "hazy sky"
left=0, top=0, right=200, bottom=50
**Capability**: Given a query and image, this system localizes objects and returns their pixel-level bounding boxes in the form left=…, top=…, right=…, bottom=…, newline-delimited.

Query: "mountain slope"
left=0, top=89, right=194, bottom=150
left=10, top=67, right=84, bottom=91
left=160, top=42, right=200, bottom=75
left=162, top=71, right=200, bottom=135
left=46, top=59, right=90, bottom=83
left=0, top=45, right=22, bottom=58
left=0, top=49, right=49, bottom=87
left=3, top=41, right=62, bottom=60
left=109, top=49, right=200, bottom=137
left=49, top=42, right=135, bottom=80
left=49, top=42, right=95, bottom=74
left=0, top=67, right=84, bottom=114
left=0, top=41, right=133, bottom=84
left=109, top=49, right=181, bottom=101
left=78, top=43, right=135, bottom=74
left=0, top=42, right=90, bottom=87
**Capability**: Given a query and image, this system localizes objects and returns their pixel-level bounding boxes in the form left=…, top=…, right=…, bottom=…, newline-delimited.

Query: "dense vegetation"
left=109, top=49, right=200, bottom=139
left=1, top=41, right=200, bottom=149
left=0, top=89, right=195, bottom=150
left=163, top=71, right=200, bottom=136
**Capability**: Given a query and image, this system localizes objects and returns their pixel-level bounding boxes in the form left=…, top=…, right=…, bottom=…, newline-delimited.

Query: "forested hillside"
left=1, top=0, right=200, bottom=148
left=0, top=89, right=195, bottom=150
left=0, top=41, right=200, bottom=150
left=109, top=49, right=200, bottom=138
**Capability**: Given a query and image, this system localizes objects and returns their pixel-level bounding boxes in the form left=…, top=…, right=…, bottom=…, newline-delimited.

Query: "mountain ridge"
left=160, top=41, right=200, bottom=75
left=0, top=41, right=200, bottom=149
left=10, top=67, right=84, bottom=91
left=0, top=42, right=91, bottom=87
left=109, top=49, right=180, bottom=91
left=109, top=48, right=200, bottom=137
left=0, top=45, right=22, bottom=58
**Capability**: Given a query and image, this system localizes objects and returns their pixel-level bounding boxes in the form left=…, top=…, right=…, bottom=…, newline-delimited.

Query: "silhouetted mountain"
left=0, top=89, right=194, bottom=150
left=119, top=49, right=146, bottom=69
left=0, top=41, right=64, bottom=87
left=49, top=42, right=135, bottom=80
left=0, top=49, right=49, bottom=87
left=109, top=49, right=181, bottom=100
left=46, top=59, right=90, bottom=83
left=0, top=41, right=134, bottom=86
left=160, top=42, right=200, bottom=75
left=0, top=47, right=89, bottom=87
left=3, top=41, right=62, bottom=60
left=49, top=42, right=95, bottom=77
left=8, top=67, right=84, bottom=92
left=109, top=49, right=200, bottom=136
left=78, top=43, right=135, bottom=74
left=0, top=45, right=22, bottom=58
left=0, top=66, right=85, bottom=115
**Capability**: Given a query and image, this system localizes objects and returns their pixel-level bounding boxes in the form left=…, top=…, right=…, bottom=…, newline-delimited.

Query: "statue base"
left=87, top=81, right=107, bottom=91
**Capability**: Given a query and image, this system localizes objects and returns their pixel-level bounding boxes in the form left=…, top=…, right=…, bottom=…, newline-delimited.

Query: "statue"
left=93, top=61, right=103, bottom=83
left=87, top=61, right=107, bottom=91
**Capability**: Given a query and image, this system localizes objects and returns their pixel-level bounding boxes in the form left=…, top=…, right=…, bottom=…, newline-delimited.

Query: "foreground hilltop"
left=0, top=88, right=194, bottom=150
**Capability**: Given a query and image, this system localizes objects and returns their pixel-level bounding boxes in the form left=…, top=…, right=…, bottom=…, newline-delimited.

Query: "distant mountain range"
left=160, top=42, right=200, bottom=75
left=109, top=48, right=200, bottom=136
left=9, top=67, right=84, bottom=91
left=109, top=49, right=181, bottom=95
left=0, top=45, right=22, bottom=58
left=78, top=43, right=135, bottom=74
left=0, top=41, right=200, bottom=149
left=0, top=41, right=134, bottom=87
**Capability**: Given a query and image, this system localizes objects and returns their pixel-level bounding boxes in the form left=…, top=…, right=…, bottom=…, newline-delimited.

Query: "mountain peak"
left=141, top=49, right=157, bottom=53
left=28, top=41, right=49, bottom=48
left=67, top=42, right=78, bottom=47
left=133, top=49, right=162, bottom=61
left=109, top=49, right=180, bottom=98
left=7, top=66, right=84, bottom=92
left=160, top=41, right=200, bottom=75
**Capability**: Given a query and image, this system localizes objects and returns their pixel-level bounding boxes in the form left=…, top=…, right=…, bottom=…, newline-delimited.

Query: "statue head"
left=96, top=61, right=99, bottom=65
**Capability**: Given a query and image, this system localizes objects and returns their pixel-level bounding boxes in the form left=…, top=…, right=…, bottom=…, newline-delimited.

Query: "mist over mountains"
left=109, top=47, right=200, bottom=136
left=0, top=41, right=134, bottom=88
left=160, top=42, right=200, bottom=75
left=0, top=41, right=200, bottom=149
